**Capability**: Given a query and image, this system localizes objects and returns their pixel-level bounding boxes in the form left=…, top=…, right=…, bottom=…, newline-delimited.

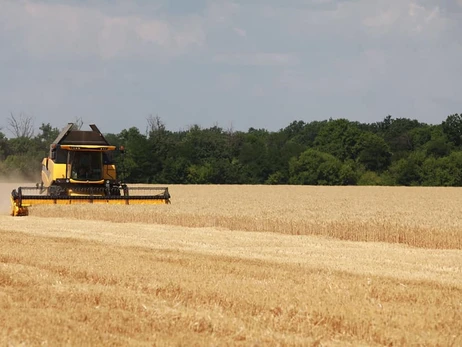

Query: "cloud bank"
left=0, top=0, right=461, bottom=133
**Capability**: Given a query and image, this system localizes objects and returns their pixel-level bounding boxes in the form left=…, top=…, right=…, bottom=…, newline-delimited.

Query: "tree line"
left=2, top=113, right=462, bottom=186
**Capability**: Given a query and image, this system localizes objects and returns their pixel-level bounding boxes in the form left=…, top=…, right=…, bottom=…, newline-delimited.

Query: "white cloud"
left=0, top=1, right=206, bottom=61
left=233, top=27, right=247, bottom=37
left=1, top=0, right=461, bottom=130
left=359, top=1, right=445, bottom=36
left=134, top=20, right=171, bottom=46
left=205, top=2, right=240, bottom=24
left=408, top=2, right=424, bottom=17
left=362, top=8, right=401, bottom=29
left=265, top=1, right=449, bottom=42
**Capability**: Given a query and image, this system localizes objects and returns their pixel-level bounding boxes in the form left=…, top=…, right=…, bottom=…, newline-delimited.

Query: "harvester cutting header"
left=10, top=123, right=170, bottom=216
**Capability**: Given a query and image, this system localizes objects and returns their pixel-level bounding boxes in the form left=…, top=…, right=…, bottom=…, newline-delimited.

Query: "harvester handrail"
left=59, top=145, right=117, bottom=151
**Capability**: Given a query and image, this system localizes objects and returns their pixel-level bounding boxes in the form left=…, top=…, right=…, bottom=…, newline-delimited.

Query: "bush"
left=358, top=171, right=382, bottom=186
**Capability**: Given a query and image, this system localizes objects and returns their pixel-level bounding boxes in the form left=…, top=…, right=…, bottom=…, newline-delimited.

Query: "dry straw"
left=2, top=184, right=461, bottom=346
left=31, top=185, right=462, bottom=249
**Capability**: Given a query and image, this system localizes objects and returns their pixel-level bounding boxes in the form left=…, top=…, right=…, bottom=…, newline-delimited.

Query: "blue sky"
left=1, top=0, right=461, bottom=135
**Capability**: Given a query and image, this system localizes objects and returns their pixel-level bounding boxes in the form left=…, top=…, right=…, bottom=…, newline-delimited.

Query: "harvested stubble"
left=31, top=185, right=462, bottom=249
left=1, top=217, right=461, bottom=346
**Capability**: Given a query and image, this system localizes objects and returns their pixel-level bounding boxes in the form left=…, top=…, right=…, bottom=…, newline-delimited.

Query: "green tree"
left=421, top=157, right=453, bottom=186
left=7, top=137, right=34, bottom=156
left=425, top=128, right=451, bottom=158
left=36, top=123, right=60, bottom=144
left=442, top=113, right=462, bottom=147
left=388, top=151, right=425, bottom=186
left=314, top=119, right=361, bottom=161
left=1, top=136, right=42, bottom=180
left=187, top=162, right=214, bottom=184
left=266, top=171, right=285, bottom=185
left=34, top=123, right=60, bottom=157
left=441, top=151, right=462, bottom=186
left=265, top=131, right=306, bottom=184
left=161, top=156, right=190, bottom=183
left=409, top=126, right=432, bottom=150
left=0, top=131, right=8, bottom=160
left=375, top=115, right=423, bottom=156
left=289, top=149, right=343, bottom=185
left=236, top=130, right=270, bottom=184
left=355, top=132, right=391, bottom=172
left=283, top=120, right=305, bottom=139
left=358, top=171, right=383, bottom=186
left=298, top=121, right=327, bottom=147
left=339, top=160, right=359, bottom=185
left=146, top=116, right=173, bottom=183
left=118, top=127, right=150, bottom=182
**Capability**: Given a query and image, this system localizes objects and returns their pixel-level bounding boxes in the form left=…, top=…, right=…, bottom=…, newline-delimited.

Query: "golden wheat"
left=27, top=185, right=462, bottom=249
left=1, top=183, right=461, bottom=345
left=1, top=218, right=461, bottom=346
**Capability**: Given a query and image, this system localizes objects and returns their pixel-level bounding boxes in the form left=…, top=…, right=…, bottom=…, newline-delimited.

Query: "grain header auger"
left=10, top=123, right=171, bottom=216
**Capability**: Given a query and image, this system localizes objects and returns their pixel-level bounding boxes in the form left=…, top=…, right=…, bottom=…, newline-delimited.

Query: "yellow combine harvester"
left=10, top=123, right=170, bottom=216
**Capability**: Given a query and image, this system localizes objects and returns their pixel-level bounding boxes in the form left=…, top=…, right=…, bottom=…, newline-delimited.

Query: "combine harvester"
left=10, top=123, right=170, bottom=216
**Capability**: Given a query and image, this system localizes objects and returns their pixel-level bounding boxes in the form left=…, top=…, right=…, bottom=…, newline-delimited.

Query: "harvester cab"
left=10, top=123, right=170, bottom=216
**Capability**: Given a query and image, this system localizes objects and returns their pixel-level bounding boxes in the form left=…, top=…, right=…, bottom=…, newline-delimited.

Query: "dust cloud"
left=0, top=175, right=37, bottom=215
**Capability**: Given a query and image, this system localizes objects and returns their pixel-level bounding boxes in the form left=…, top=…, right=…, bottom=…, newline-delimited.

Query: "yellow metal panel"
left=47, top=162, right=68, bottom=181
left=41, top=158, right=53, bottom=187
left=103, top=164, right=117, bottom=181
left=59, top=145, right=116, bottom=151
left=42, top=159, right=67, bottom=186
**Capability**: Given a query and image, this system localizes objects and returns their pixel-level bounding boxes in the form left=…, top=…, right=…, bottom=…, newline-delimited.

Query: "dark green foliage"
left=373, top=115, right=425, bottom=158
left=2, top=113, right=462, bottom=186
left=425, top=129, right=451, bottom=158
left=313, top=118, right=361, bottom=161
left=339, top=160, right=359, bottom=185
left=116, top=127, right=151, bottom=183
left=288, top=149, right=343, bottom=185
left=0, top=131, right=7, bottom=160
left=442, top=113, right=462, bottom=147
left=357, top=171, right=383, bottom=186
left=388, top=151, right=425, bottom=186
left=0, top=134, right=44, bottom=180
left=355, top=132, right=391, bottom=172
left=409, top=126, right=432, bottom=150
left=421, top=152, right=462, bottom=186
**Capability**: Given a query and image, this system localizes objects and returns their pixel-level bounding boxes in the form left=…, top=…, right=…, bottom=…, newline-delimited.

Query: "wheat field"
left=30, top=185, right=462, bottom=249
left=1, top=183, right=461, bottom=346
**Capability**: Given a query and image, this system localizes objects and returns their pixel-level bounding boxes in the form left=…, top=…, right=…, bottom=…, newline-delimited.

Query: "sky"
left=1, top=0, right=461, bottom=135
